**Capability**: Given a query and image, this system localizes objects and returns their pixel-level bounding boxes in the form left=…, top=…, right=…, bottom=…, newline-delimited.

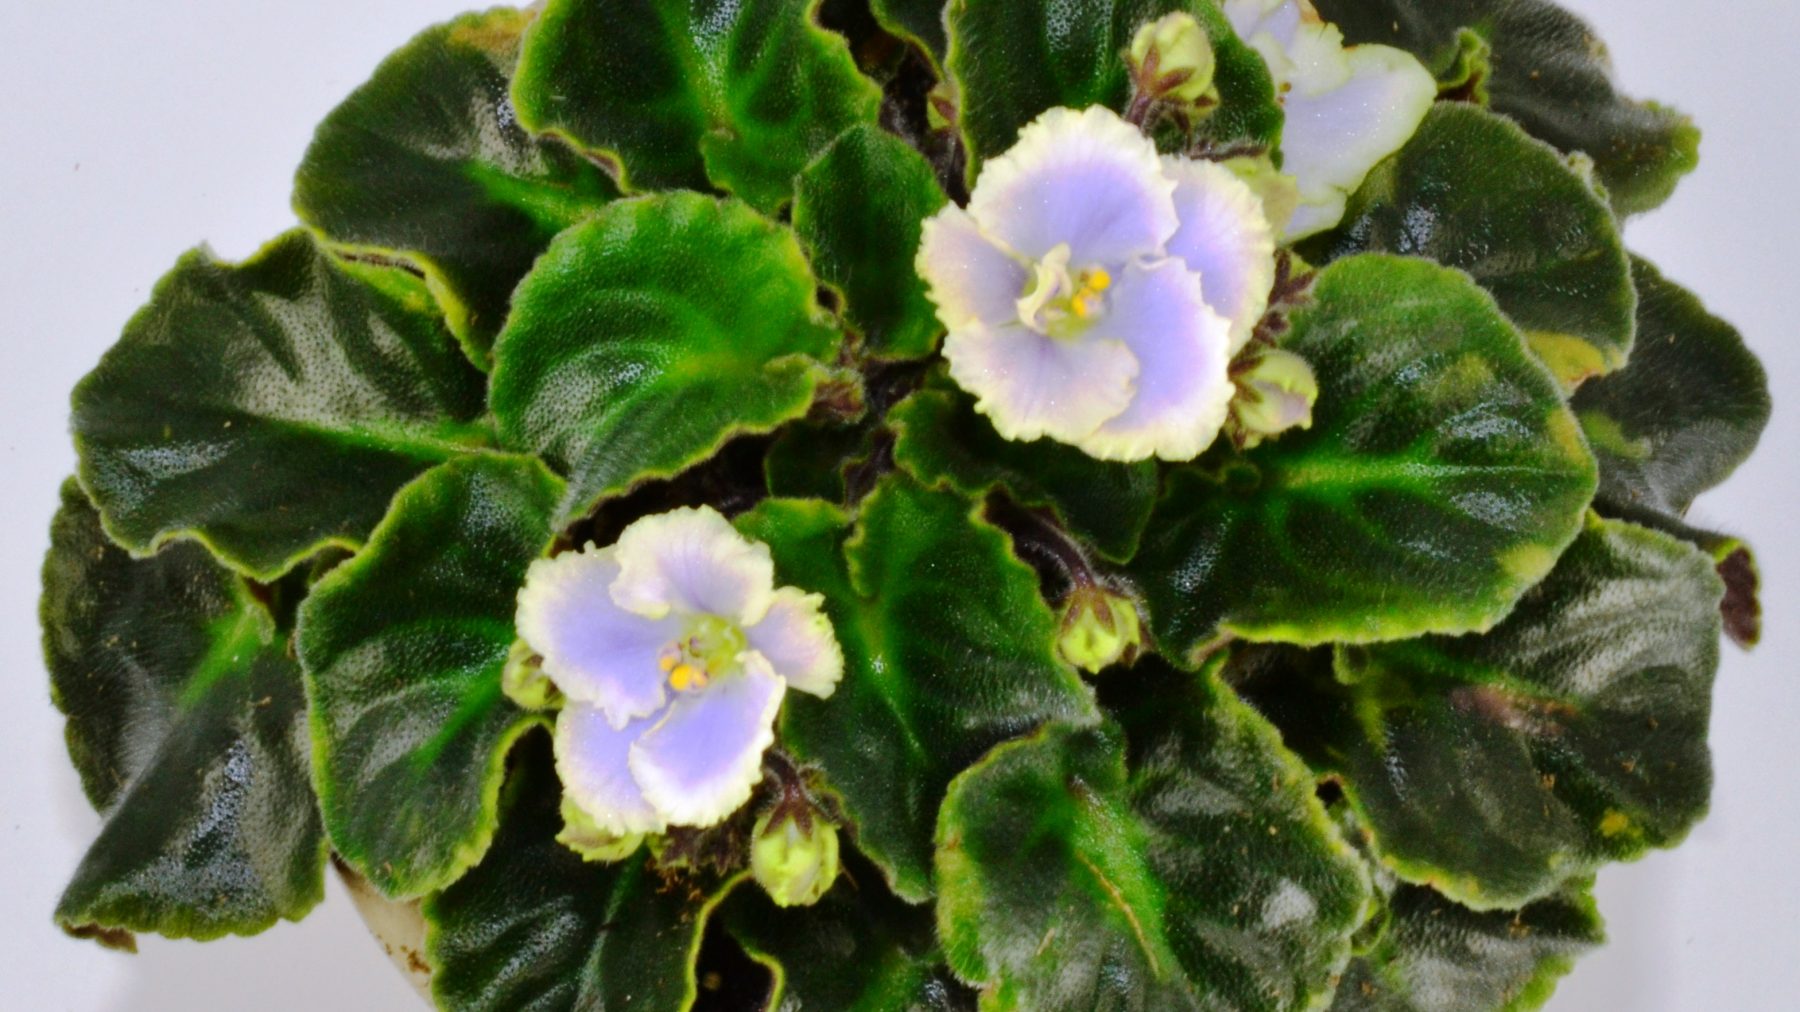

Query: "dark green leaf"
left=1330, top=880, right=1603, bottom=1011
left=890, top=387, right=1158, bottom=562
left=873, top=0, right=949, bottom=68
left=72, top=231, right=491, bottom=581
left=937, top=668, right=1372, bottom=1011
left=736, top=480, right=1097, bottom=901
left=512, top=0, right=882, bottom=212
left=294, top=8, right=619, bottom=361
left=44, top=481, right=325, bottom=947
left=1573, top=256, right=1770, bottom=520
left=1307, top=104, right=1635, bottom=387
left=1258, top=517, right=1720, bottom=909
left=795, top=125, right=949, bottom=361
left=424, top=734, right=735, bottom=1012
left=764, top=420, right=876, bottom=503
left=1129, top=254, right=1596, bottom=659
left=946, top=0, right=1282, bottom=171
left=297, top=455, right=562, bottom=898
left=490, top=193, right=844, bottom=526
left=1312, top=0, right=1699, bottom=215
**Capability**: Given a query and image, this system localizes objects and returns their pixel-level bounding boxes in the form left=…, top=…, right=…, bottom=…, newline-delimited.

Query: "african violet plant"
left=41, top=0, right=1770, bottom=1008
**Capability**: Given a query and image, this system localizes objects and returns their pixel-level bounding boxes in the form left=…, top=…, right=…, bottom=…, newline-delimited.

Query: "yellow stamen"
left=658, top=655, right=677, bottom=673
left=669, top=663, right=709, bottom=692
left=1069, top=268, right=1112, bottom=319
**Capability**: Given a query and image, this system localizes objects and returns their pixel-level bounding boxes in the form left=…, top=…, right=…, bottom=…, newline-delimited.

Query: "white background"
left=0, top=1, right=1791, bottom=1008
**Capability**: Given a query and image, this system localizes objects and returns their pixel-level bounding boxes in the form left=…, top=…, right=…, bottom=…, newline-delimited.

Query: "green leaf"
left=736, top=480, right=1097, bottom=901
left=936, top=668, right=1372, bottom=1011
left=1312, top=0, right=1699, bottom=216
left=764, top=419, right=877, bottom=503
left=424, top=734, right=737, bottom=1012
left=723, top=861, right=970, bottom=1011
left=946, top=0, right=1282, bottom=171
left=873, top=0, right=950, bottom=68
left=1330, top=880, right=1603, bottom=1011
left=43, top=481, right=325, bottom=948
left=490, top=193, right=845, bottom=526
left=1246, top=517, right=1722, bottom=909
left=297, top=455, right=563, bottom=898
left=1573, top=256, right=1770, bottom=520
left=1307, top=103, right=1636, bottom=388
left=512, top=0, right=882, bottom=212
left=795, top=125, right=949, bottom=361
left=72, top=231, right=491, bottom=581
left=890, top=386, right=1158, bottom=562
left=294, top=8, right=619, bottom=362
left=1129, top=254, right=1596, bottom=659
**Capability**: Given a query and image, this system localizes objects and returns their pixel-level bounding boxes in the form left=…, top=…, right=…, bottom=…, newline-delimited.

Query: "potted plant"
left=42, top=0, right=1769, bottom=1009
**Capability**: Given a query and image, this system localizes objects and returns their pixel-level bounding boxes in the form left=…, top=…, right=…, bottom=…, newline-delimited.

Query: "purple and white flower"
left=516, top=506, right=842, bottom=835
left=917, top=105, right=1277, bottom=462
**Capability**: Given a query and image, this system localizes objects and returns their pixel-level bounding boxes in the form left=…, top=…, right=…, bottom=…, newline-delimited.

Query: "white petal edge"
left=556, top=703, right=666, bottom=836
left=916, top=206, right=1031, bottom=332
left=629, top=656, right=786, bottom=828
left=746, top=587, right=844, bottom=699
left=944, top=320, right=1139, bottom=445
left=967, top=105, right=1179, bottom=266
left=1161, top=156, right=1278, bottom=353
left=610, top=506, right=776, bottom=626
left=1075, top=258, right=1235, bottom=462
left=516, top=547, right=679, bottom=728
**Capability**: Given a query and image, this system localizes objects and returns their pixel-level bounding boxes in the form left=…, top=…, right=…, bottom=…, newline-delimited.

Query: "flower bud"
left=501, top=640, right=560, bottom=711
left=1232, top=349, right=1319, bottom=449
left=1128, top=13, right=1218, bottom=105
left=1056, top=586, right=1144, bottom=674
left=557, top=797, right=644, bottom=863
left=751, top=808, right=840, bottom=908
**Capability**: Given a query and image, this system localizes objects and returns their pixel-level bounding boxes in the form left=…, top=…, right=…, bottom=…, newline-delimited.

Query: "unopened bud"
left=1129, top=13, right=1218, bottom=105
left=1057, top=586, right=1144, bottom=674
left=502, top=640, right=560, bottom=711
left=751, top=809, right=840, bottom=908
left=1223, top=155, right=1301, bottom=236
left=1232, top=349, right=1319, bottom=449
left=927, top=81, right=958, bottom=133
left=557, top=796, right=644, bottom=863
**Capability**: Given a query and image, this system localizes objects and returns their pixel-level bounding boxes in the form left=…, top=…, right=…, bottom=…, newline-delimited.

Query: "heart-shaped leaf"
left=890, top=386, right=1159, bottom=563
left=1129, top=254, right=1596, bottom=659
left=294, top=8, right=619, bottom=362
left=297, top=455, right=562, bottom=898
left=72, top=231, right=491, bottom=581
left=947, top=0, right=1282, bottom=171
left=490, top=193, right=845, bottom=526
left=736, top=479, right=1097, bottom=901
left=44, top=481, right=325, bottom=949
left=424, top=734, right=737, bottom=1012
left=1238, top=517, right=1723, bottom=910
left=936, top=665, right=1371, bottom=1011
left=512, top=0, right=882, bottom=212
left=1312, top=0, right=1699, bottom=216
left=1307, top=103, right=1635, bottom=387
left=795, top=125, right=949, bottom=361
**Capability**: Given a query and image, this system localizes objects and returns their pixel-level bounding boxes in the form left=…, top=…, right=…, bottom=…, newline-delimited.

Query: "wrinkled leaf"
left=1130, top=254, right=1596, bottom=659
left=873, top=0, right=950, bottom=67
left=1309, top=103, right=1635, bottom=387
left=294, top=8, right=619, bottom=361
left=297, top=455, right=562, bottom=898
left=72, top=231, right=491, bottom=581
left=44, top=481, right=325, bottom=947
left=736, top=479, right=1097, bottom=901
left=490, top=193, right=844, bottom=526
left=512, top=0, right=881, bottom=212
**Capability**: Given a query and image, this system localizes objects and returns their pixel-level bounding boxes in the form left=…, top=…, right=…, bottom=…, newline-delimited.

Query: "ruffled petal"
left=629, top=655, right=785, bottom=828
left=967, top=105, right=1178, bottom=266
left=556, top=703, right=665, bottom=836
left=944, top=320, right=1138, bottom=445
left=1161, top=157, right=1278, bottom=353
left=516, top=547, right=678, bottom=728
left=610, top=506, right=776, bottom=625
left=1224, top=0, right=1435, bottom=239
left=1075, top=258, right=1234, bottom=462
left=917, top=206, right=1031, bottom=331
left=746, top=587, right=844, bottom=699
